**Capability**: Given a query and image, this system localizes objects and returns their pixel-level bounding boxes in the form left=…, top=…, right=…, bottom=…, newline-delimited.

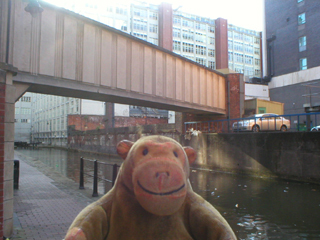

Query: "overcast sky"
left=43, top=0, right=264, bottom=31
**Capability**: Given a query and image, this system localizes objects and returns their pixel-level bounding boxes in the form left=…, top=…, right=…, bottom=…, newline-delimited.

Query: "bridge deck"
left=2, top=0, right=227, bottom=114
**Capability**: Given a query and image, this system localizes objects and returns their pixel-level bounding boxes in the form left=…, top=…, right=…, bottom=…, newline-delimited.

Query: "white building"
left=30, top=94, right=104, bottom=146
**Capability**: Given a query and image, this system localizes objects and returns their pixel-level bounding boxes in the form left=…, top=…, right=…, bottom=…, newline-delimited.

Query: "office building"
left=14, top=93, right=33, bottom=143
left=69, top=1, right=262, bottom=77
left=264, top=0, right=320, bottom=114
left=14, top=94, right=105, bottom=146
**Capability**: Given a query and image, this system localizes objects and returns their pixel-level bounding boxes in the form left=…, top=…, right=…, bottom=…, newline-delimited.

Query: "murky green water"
left=17, top=148, right=320, bottom=240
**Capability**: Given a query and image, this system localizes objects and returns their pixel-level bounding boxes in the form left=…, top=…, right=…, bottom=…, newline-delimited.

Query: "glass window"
left=149, top=24, right=158, bottom=33
left=182, top=43, right=194, bottom=53
left=173, top=41, right=181, bottom=51
left=173, top=28, right=181, bottom=38
left=133, top=8, right=146, bottom=18
left=208, top=49, right=215, bottom=57
left=208, top=61, right=215, bottom=69
left=173, top=17, right=181, bottom=25
left=196, top=57, right=205, bottom=66
left=116, top=7, right=128, bottom=15
left=298, top=13, right=306, bottom=25
left=149, top=11, right=158, bottom=20
left=299, top=36, right=307, bottom=52
left=300, top=58, right=307, bottom=70
left=195, top=45, right=206, bottom=55
left=182, top=30, right=194, bottom=41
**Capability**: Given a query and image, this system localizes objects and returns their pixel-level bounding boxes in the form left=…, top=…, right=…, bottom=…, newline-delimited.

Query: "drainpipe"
left=227, top=79, right=230, bottom=132
left=265, top=35, right=276, bottom=82
left=6, top=0, right=12, bottom=63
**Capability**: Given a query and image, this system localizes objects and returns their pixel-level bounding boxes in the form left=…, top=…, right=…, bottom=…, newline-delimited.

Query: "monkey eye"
left=142, top=148, right=148, bottom=156
left=173, top=151, right=178, bottom=157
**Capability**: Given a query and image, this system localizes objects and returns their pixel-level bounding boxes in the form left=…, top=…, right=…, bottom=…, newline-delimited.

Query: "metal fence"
left=185, top=112, right=320, bottom=133
left=79, top=157, right=120, bottom=197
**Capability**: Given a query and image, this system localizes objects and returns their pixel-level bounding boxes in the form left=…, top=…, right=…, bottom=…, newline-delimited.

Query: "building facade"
left=265, top=0, right=320, bottom=114
left=27, top=94, right=104, bottom=146
left=68, top=1, right=262, bottom=77
left=14, top=93, right=32, bottom=143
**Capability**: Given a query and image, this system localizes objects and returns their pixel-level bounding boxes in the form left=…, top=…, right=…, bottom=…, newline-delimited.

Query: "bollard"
left=92, top=160, right=99, bottom=197
left=112, top=164, right=118, bottom=186
left=79, top=157, right=85, bottom=189
left=14, top=160, right=20, bottom=190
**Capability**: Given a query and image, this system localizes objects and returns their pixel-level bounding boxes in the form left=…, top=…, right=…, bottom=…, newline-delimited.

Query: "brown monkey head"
left=116, top=135, right=196, bottom=216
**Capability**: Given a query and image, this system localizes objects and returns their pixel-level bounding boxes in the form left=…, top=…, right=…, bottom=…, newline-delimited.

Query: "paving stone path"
left=12, top=151, right=98, bottom=240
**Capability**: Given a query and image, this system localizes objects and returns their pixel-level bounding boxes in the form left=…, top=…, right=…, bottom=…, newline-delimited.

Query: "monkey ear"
left=117, top=140, right=134, bottom=160
left=183, top=147, right=197, bottom=165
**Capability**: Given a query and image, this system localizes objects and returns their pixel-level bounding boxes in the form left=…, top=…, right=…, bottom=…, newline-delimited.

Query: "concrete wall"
left=185, top=132, right=320, bottom=183
left=270, top=79, right=320, bottom=115
left=245, top=83, right=269, bottom=100
left=68, top=124, right=320, bottom=183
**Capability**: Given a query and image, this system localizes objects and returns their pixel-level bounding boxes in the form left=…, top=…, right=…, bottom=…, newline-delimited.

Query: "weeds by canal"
left=16, top=148, right=320, bottom=240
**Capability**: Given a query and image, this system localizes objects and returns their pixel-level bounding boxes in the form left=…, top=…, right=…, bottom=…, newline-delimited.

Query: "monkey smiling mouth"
left=137, top=181, right=185, bottom=196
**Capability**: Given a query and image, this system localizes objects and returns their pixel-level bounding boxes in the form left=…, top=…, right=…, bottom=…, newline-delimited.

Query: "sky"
left=43, top=0, right=263, bottom=31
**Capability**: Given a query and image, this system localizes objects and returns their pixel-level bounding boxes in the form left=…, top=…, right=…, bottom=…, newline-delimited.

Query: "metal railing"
left=79, top=157, right=120, bottom=197
left=185, top=112, right=320, bottom=134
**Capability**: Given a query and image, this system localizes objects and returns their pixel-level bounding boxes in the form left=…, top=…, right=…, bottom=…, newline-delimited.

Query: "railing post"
left=14, top=160, right=20, bottom=190
left=79, top=157, right=85, bottom=189
left=92, top=160, right=99, bottom=197
left=112, top=164, right=118, bottom=186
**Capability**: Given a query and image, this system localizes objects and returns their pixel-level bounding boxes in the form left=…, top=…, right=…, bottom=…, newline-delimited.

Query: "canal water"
left=16, top=148, right=320, bottom=240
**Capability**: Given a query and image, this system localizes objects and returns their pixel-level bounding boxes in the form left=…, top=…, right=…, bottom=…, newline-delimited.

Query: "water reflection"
left=189, top=169, right=320, bottom=239
left=16, top=148, right=320, bottom=239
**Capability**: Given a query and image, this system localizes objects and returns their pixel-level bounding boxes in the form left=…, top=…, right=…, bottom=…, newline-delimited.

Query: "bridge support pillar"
left=0, top=63, right=18, bottom=238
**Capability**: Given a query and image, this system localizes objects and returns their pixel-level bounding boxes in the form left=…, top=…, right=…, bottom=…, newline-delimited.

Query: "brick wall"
left=0, top=83, right=5, bottom=238
left=227, top=73, right=243, bottom=119
left=68, top=115, right=106, bottom=131
left=114, top=116, right=167, bottom=128
left=68, top=124, right=180, bottom=154
left=68, top=115, right=168, bottom=131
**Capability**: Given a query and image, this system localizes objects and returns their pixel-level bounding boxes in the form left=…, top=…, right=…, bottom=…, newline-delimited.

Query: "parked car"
left=311, top=125, right=320, bottom=131
left=232, top=113, right=291, bottom=132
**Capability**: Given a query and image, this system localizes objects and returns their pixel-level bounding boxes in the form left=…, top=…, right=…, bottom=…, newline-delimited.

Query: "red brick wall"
left=68, top=115, right=106, bottom=131
left=114, top=116, right=167, bottom=128
left=215, top=18, right=229, bottom=69
left=68, top=115, right=168, bottom=130
left=0, top=83, right=5, bottom=238
left=227, top=73, right=243, bottom=119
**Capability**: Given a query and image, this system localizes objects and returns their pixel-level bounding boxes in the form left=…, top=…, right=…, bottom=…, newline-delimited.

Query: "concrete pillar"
left=0, top=66, right=16, bottom=238
left=174, top=112, right=184, bottom=134
left=105, top=102, right=114, bottom=129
